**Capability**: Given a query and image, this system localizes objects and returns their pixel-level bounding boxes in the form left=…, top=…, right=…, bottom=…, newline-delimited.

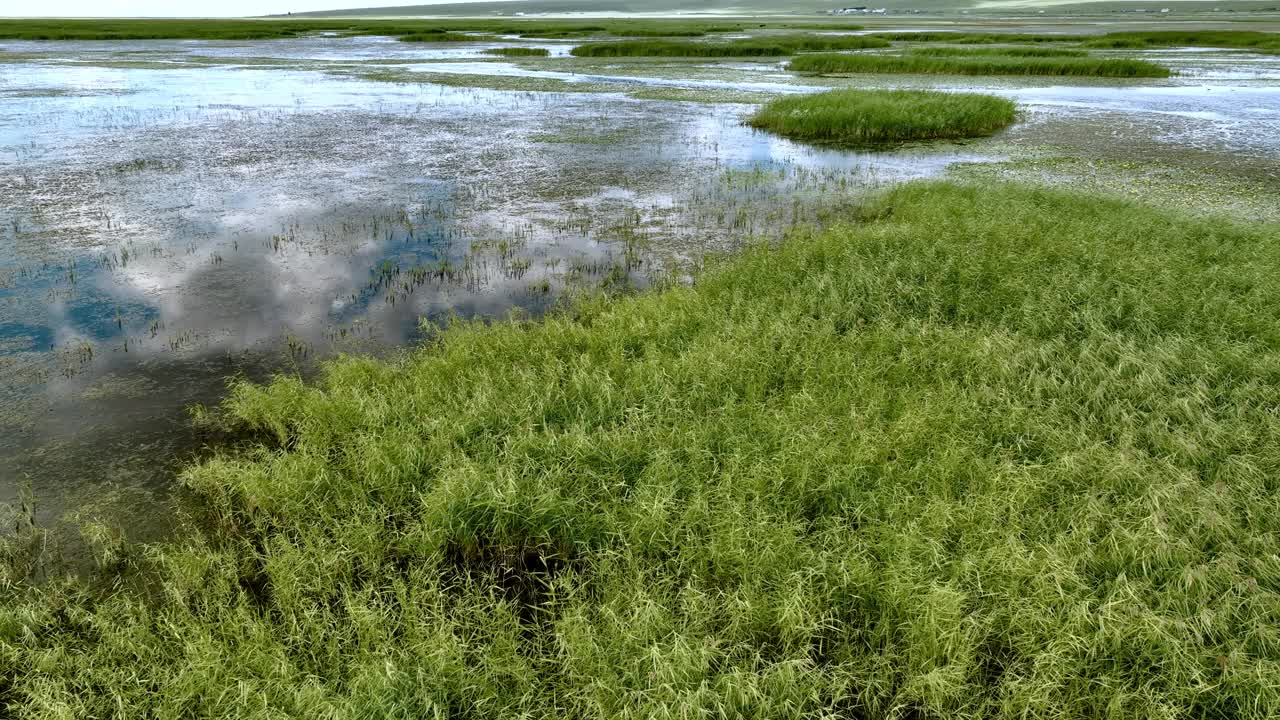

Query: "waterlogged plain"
left=2, top=28, right=1280, bottom=556
left=0, top=36, right=971, bottom=544
left=4, top=21, right=1280, bottom=719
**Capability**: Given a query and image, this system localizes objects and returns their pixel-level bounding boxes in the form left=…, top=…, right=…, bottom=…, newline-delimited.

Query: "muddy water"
left=1, top=36, right=1277, bottom=547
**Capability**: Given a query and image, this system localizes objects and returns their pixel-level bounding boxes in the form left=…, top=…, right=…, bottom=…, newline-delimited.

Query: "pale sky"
left=0, top=0, right=503, bottom=17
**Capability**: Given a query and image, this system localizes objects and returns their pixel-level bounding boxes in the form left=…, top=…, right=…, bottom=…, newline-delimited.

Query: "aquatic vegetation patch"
left=627, top=87, right=779, bottom=104
left=872, top=29, right=1279, bottom=54
left=570, top=35, right=889, bottom=58
left=5, top=181, right=1280, bottom=718
left=910, top=46, right=1089, bottom=58
left=748, top=88, right=1017, bottom=146
left=337, top=67, right=625, bottom=94
left=397, top=32, right=488, bottom=43
left=484, top=47, right=552, bottom=58
left=871, top=31, right=1089, bottom=44
left=789, top=53, right=1172, bottom=78
left=1080, top=30, right=1280, bottom=53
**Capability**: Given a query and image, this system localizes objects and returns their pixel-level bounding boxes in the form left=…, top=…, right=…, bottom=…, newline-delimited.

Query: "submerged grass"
left=748, top=89, right=1016, bottom=146
left=336, top=68, right=622, bottom=94
left=790, top=53, right=1172, bottom=78
left=7, top=181, right=1278, bottom=718
left=570, top=35, right=889, bottom=58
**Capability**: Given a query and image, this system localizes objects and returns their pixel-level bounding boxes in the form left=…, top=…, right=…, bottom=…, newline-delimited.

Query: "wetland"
left=2, top=15, right=1280, bottom=718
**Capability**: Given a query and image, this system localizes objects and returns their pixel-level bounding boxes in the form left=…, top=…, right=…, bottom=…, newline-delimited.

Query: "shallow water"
left=1, top=35, right=1277, bottom=548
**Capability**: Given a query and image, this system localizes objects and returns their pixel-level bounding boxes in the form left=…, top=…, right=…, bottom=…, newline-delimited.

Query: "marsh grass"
left=910, top=46, right=1089, bottom=58
left=398, top=32, right=487, bottom=43
left=1080, top=30, right=1280, bottom=53
left=748, top=88, right=1017, bottom=146
left=790, top=53, right=1172, bottom=78
left=484, top=47, right=552, bottom=58
left=8, top=182, right=1278, bottom=718
left=570, top=35, right=889, bottom=58
left=874, top=29, right=1279, bottom=54
left=872, top=31, right=1088, bottom=44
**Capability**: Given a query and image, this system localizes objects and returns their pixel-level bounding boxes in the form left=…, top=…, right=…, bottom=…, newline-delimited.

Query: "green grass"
left=484, top=47, right=552, bottom=58
left=4, top=181, right=1280, bottom=718
left=790, top=53, right=1172, bottom=78
left=911, top=46, right=1089, bottom=58
left=1080, top=30, right=1280, bottom=53
left=748, top=88, right=1017, bottom=146
left=570, top=35, right=888, bottom=58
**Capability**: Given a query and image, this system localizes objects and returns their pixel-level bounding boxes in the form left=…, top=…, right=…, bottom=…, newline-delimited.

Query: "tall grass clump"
left=484, top=47, right=551, bottom=57
left=7, top=181, right=1278, bottom=717
left=570, top=35, right=888, bottom=58
left=790, top=52, right=1171, bottom=78
left=748, top=88, right=1016, bottom=146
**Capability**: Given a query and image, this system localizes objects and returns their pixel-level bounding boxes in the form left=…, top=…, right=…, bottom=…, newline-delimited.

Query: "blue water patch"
left=63, top=294, right=160, bottom=342
left=0, top=322, right=55, bottom=352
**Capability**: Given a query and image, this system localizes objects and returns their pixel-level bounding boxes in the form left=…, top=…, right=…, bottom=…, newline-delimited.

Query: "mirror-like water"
left=2, top=35, right=1278, bottom=548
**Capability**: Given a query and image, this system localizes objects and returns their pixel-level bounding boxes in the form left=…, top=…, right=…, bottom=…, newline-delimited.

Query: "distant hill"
left=293, top=0, right=912, bottom=16
left=292, top=0, right=1280, bottom=16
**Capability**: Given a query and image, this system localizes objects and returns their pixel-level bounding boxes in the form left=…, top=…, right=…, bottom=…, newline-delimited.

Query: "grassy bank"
left=569, top=35, right=889, bottom=58
left=5, top=181, right=1280, bottom=718
left=790, top=53, right=1172, bottom=78
left=747, top=89, right=1017, bottom=146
